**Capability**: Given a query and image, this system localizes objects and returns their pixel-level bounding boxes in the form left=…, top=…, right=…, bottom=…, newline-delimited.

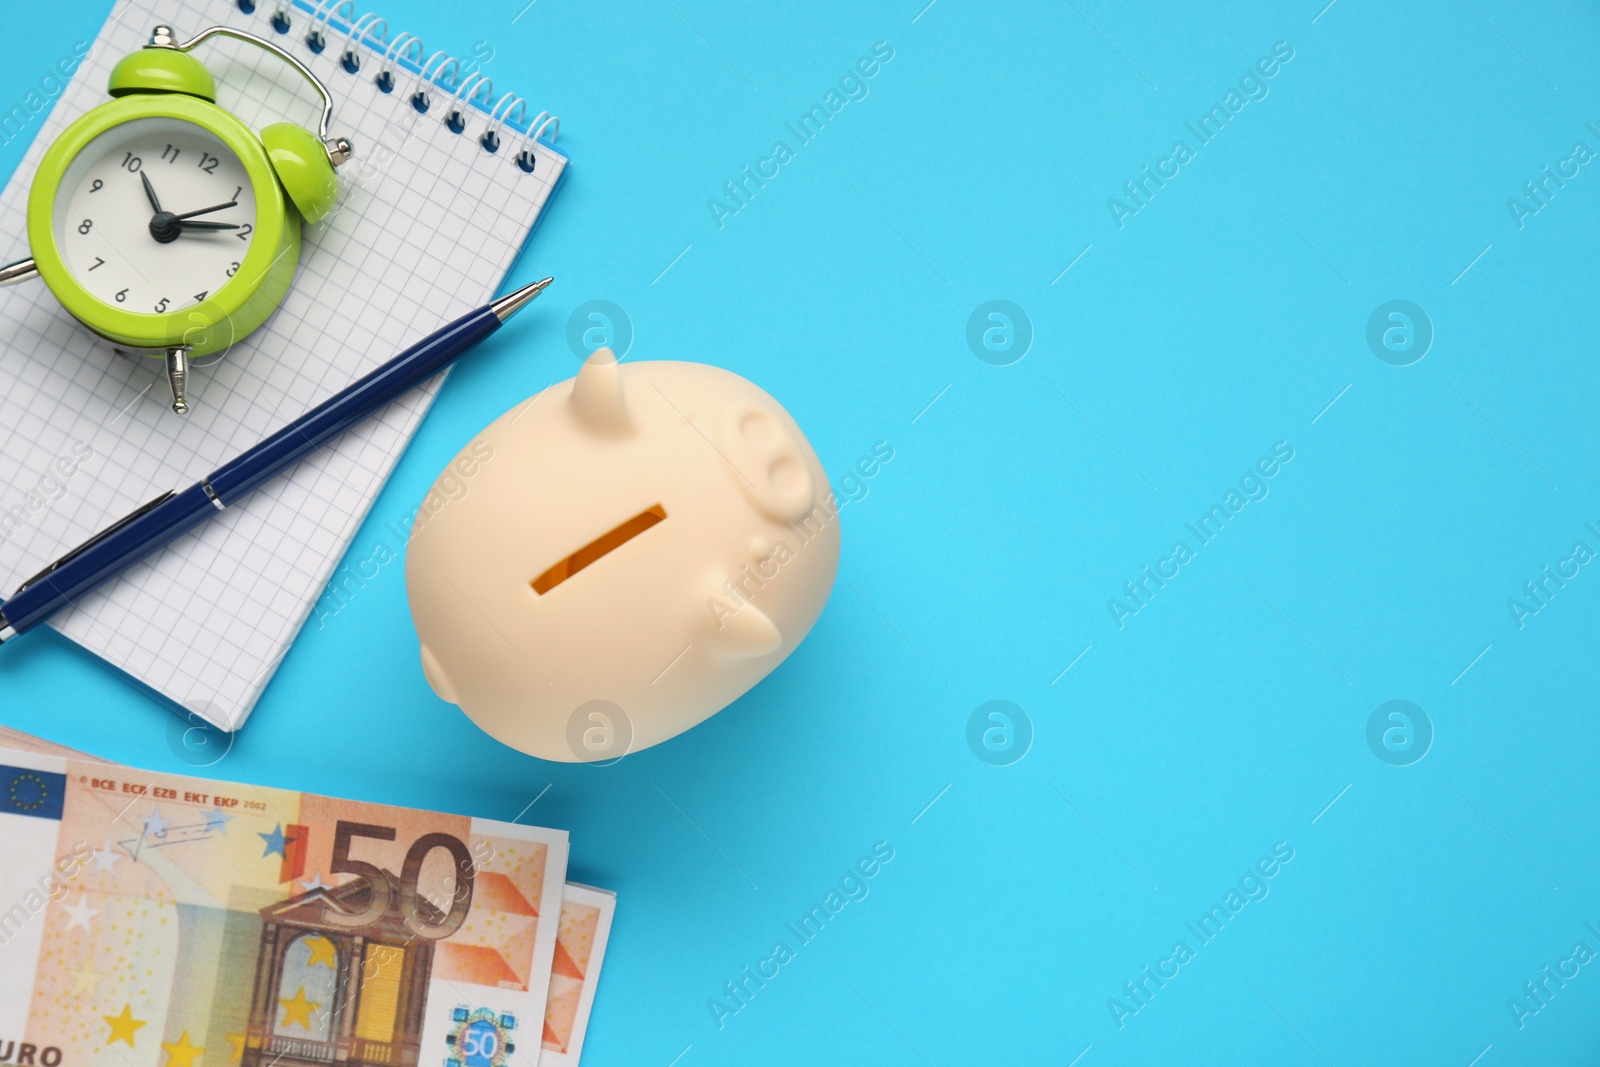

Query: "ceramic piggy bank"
left=405, top=348, right=841, bottom=761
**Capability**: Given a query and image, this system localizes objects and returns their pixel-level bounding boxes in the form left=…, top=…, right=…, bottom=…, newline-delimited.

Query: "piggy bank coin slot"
left=531, top=504, right=668, bottom=595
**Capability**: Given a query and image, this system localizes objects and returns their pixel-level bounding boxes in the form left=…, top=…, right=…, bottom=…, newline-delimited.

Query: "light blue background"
left=3, top=0, right=1598, bottom=1062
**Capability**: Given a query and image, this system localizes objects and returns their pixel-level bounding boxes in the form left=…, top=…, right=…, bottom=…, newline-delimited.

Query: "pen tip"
left=491, top=277, right=554, bottom=322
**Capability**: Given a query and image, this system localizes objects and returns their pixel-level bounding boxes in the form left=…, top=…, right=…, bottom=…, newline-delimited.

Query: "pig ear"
left=420, top=644, right=460, bottom=705
left=713, top=600, right=782, bottom=658
left=569, top=347, right=632, bottom=435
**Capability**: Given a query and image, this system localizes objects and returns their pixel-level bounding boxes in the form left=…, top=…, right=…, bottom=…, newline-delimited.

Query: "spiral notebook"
left=0, top=0, right=567, bottom=728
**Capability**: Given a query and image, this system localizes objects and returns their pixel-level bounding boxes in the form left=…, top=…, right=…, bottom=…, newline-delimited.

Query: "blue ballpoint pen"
left=0, top=275, right=553, bottom=644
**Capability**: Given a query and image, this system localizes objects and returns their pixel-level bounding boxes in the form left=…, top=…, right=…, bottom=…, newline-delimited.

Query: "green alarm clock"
left=0, top=24, right=352, bottom=414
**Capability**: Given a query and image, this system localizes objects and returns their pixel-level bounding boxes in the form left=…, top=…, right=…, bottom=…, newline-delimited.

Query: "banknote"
left=0, top=728, right=614, bottom=1066
left=538, top=884, right=615, bottom=1067
left=0, top=727, right=93, bottom=760
left=0, top=743, right=569, bottom=1067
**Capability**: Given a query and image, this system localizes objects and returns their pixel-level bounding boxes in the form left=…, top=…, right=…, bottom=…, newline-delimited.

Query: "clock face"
left=51, top=116, right=259, bottom=317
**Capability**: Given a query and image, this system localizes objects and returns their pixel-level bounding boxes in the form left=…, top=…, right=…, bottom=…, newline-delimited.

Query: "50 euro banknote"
left=0, top=740, right=574, bottom=1067
left=537, top=884, right=613, bottom=1067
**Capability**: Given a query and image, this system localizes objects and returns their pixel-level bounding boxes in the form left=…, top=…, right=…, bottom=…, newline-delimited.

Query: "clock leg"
left=165, top=346, right=191, bottom=415
left=0, top=257, right=38, bottom=287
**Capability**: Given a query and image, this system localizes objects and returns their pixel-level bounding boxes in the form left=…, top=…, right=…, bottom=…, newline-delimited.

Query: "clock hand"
left=149, top=213, right=240, bottom=242
left=172, top=200, right=238, bottom=221
left=140, top=172, right=162, bottom=214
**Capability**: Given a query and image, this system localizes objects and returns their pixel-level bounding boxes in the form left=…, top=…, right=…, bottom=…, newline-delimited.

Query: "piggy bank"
left=405, top=348, right=841, bottom=761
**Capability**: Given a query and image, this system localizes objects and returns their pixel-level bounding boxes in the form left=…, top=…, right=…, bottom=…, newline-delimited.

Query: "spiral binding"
left=237, top=0, right=559, bottom=172
left=340, top=13, right=385, bottom=72
left=374, top=31, right=421, bottom=94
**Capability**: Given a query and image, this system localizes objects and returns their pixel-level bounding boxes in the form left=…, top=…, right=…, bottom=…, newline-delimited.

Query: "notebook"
left=0, top=0, right=566, bottom=729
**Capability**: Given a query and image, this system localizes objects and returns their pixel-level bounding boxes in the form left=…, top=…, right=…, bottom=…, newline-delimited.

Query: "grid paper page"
left=0, top=0, right=565, bottom=728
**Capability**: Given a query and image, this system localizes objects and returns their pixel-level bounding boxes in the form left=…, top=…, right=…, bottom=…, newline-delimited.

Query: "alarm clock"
left=0, top=25, right=352, bottom=414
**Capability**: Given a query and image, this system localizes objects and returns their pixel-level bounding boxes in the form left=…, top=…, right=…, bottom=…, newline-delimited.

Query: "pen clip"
left=13, top=491, right=177, bottom=595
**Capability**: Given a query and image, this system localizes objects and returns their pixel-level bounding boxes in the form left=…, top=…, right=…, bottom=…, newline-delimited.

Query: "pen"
left=0, top=276, right=553, bottom=644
